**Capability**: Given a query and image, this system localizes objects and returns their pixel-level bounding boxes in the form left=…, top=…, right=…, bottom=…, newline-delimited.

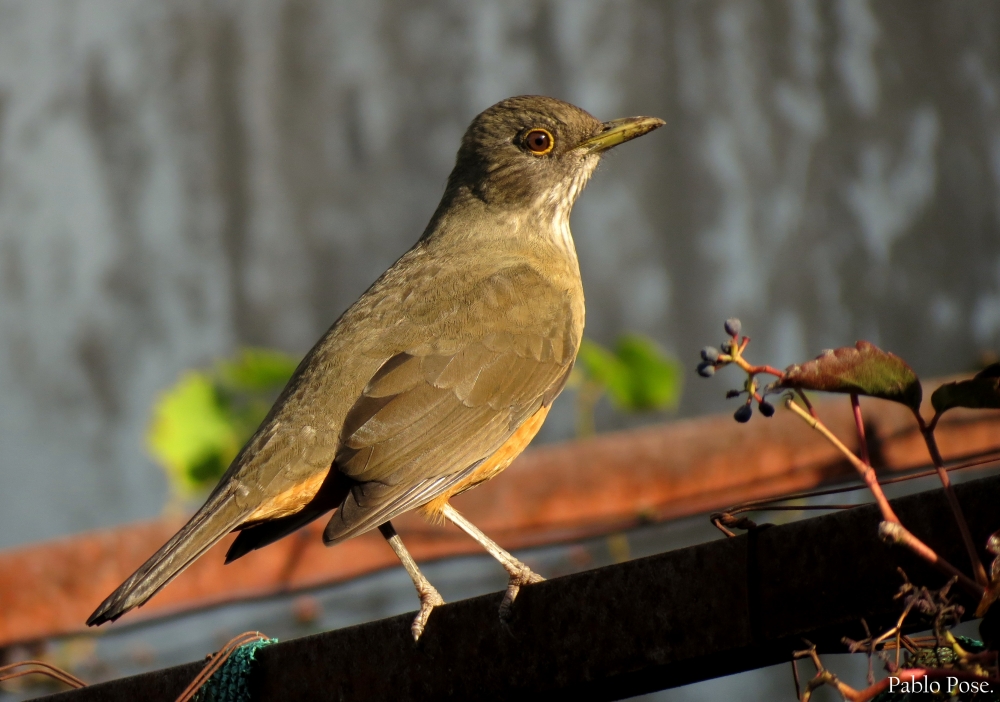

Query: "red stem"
left=796, top=388, right=818, bottom=419
left=785, top=398, right=899, bottom=523
left=745, top=363, right=786, bottom=378
left=786, top=398, right=985, bottom=599
left=913, top=409, right=988, bottom=587
left=878, top=522, right=984, bottom=599
left=851, top=394, right=871, bottom=467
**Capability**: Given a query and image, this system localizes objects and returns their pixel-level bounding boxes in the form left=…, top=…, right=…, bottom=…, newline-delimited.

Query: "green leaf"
left=148, top=348, right=301, bottom=498
left=217, top=347, right=300, bottom=391
left=576, top=339, right=630, bottom=401
left=777, top=341, right=922, bottom=411
left=146, top=371, right=241, bottom=496
left=612, top=334, right=683, bottom=411
left=931, top=362, right=1000, bottom=416
left=575, top=335, right=683, bottom=413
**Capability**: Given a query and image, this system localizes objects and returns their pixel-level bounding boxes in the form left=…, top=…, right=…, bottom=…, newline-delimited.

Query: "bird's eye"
left=523, top=129, right=554, bottom=155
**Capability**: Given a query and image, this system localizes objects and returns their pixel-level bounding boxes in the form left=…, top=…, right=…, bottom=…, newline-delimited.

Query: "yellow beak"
left=577, top=116, right=665, bottom=154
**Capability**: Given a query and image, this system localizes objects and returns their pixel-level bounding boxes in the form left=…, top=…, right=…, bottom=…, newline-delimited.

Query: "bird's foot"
left=498, top=563, right=544, bottom=621
left=411, top=585, right=445, bottom=641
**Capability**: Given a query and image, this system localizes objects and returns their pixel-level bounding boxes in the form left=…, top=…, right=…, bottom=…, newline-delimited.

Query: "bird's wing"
left=324, top=263, right=580, bottom=543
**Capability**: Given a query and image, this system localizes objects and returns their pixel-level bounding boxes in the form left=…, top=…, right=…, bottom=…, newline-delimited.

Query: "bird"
left=87, top=95, right=664, bottom=640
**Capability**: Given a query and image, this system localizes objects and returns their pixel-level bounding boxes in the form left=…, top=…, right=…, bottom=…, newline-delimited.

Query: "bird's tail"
left=87, top=491, right=245, bottom=626
left=225, top=469, right=352, bottom=563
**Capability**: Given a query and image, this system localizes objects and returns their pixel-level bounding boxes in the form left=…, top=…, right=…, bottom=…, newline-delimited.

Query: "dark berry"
left=759, top=400, right=775, bottom=417
left=701, top=346, right=720, bottom=363
left=724, top=318, right=742, bottom=338
left=726, top=389, right=741, bottom=399
left=721, top=339, right=734, bottom=354
left=696, top=362, right=715, bottom=378
left=734, top=404, right=752, bottom=423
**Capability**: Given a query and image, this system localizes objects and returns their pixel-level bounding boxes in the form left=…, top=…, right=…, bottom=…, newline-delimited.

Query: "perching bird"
left=88, top=95, right=663, bottom=640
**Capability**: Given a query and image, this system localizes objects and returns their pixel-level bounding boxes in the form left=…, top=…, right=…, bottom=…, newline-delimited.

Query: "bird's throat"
left=536, top=155, right=598, bottom=257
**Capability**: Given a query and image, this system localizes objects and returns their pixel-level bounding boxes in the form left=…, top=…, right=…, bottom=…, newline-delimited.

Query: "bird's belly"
left=418, top=403, right=550, bottom=522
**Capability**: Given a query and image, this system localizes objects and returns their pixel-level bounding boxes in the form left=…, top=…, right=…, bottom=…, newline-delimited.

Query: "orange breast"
left=418, top=404, right=550, bottom=522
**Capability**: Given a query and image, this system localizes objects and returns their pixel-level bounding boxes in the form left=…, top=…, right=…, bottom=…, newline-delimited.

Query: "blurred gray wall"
left=0, top=0, right=999, bottom=547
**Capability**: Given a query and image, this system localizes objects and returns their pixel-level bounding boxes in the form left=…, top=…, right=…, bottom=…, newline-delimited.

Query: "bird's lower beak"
left=577, top=116, right=665, bottom=154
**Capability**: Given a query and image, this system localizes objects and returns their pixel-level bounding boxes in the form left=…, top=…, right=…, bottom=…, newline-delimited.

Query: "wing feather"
left=323, top=264, right=582, bottom=544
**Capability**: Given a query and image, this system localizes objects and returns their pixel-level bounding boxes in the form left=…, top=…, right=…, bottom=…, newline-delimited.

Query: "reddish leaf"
left=931, top=363, right=1000, bottom=416
left=778, top=341, right=922, bottom=411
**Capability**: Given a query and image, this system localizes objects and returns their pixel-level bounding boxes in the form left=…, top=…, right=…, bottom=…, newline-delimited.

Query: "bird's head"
left=444, top=95, right=664, bottom=216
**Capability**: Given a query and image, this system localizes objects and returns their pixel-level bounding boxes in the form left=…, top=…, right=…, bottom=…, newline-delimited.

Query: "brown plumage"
left=87, top=95, right=663, bottom=638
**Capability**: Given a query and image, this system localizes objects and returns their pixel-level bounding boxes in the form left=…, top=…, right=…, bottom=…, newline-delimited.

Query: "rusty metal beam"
left=3, top=389, right=999, bottom=647
left=36, top=472, right=1000, bottom=701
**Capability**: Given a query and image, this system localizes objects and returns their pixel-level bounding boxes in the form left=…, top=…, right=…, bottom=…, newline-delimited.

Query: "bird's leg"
left=439, top=503, right=543, bottom=620
left=378, top=521, right=444, bottom=641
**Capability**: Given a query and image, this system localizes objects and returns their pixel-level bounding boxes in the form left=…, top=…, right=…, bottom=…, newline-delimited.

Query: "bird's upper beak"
left=577, top=116, right=665, bottom=154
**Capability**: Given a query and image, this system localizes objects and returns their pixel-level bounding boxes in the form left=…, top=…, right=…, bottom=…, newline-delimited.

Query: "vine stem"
left=878, top=522, right=982, bottom=598
left=850, top=394, right=871, bottom=467
left=785, top=397, right=984, bottom=600
left=732, top=356, right=786, bottom=380
left=786, top=397, right=898, bottom=523
left=913, top=409, right=988, bottom=587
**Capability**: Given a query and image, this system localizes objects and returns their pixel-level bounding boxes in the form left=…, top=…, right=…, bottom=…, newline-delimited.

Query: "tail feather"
left=225, top=507, right=327, bottom=563
left=226, top=470, right=351, bottom=563
left=87, top=493, right=245, bottom=626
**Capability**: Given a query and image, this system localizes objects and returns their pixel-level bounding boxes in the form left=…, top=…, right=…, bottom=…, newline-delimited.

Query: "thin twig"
left=794, top=643, right=864, bottom=702
left=878, top=522, right=983, bottom=599
left=724, top=504, right=860, bottom=514
left=0, top=660, right=86, bottom=689
left=918, top=420, right=988, bottom=587
left=851, top=394, right=871, bottom=467
left=712, top=518, right=737, bottom=538
left=731, top=356, right=786, bottom=380
left=711, top=448, right=1000, bottom=528
left=786, top=396, right=984, bottom=599
left=785, top=397, right=900, bottom=523
left=866, top=592, right=918, bottom=674
left=927, top=409, right=942, bottom=434
left=174, top=631, right=269, bottom=702
left=796, top=389, right=818, bottom=418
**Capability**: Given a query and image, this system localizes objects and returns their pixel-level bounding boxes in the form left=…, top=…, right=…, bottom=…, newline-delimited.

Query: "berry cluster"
left=696, top=318, right=776, bottom=423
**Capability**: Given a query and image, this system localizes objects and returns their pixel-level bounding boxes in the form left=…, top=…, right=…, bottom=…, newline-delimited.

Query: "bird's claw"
left=411, top=587, right=445, bottom=641
left=498, top=565, right=544, bottom=621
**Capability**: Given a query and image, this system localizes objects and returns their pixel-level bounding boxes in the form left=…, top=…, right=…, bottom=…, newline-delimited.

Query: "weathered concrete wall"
left=0, top=0, right=998, bottom=546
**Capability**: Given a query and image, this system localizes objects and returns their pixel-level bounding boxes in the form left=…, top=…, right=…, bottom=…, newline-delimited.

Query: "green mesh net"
left=193, top=637, right=277, bottom=702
